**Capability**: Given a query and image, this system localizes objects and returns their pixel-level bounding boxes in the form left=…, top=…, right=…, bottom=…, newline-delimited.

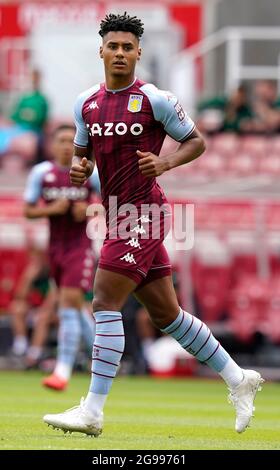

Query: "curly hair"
left=99, top=12, right=144, bottom=40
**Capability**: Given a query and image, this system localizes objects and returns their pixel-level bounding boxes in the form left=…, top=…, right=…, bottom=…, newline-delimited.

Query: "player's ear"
left=99, top=46, right=103, bottom=59
left=137, top=47, right=142, bottom=61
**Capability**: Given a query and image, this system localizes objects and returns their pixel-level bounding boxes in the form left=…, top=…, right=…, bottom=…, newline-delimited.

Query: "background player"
left=10, top=245, right=57, bottom=368
left=44, top=13, right=263, bottom=433
left=24, top=124, right=99, bottom=390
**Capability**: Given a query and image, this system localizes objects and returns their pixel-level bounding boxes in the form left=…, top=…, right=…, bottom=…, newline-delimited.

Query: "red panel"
left=0, top=5, right=24, bottom=38
left=0, top=248, right=28, bottom=310
left=169, top=4, right=202, bottom=47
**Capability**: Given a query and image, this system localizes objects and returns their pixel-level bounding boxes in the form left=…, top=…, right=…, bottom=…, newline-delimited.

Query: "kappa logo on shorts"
left=120, top=253, right=136, bottom=264
left=125, top=238, right=142, bottom=249
left=128, top=94, right=143, bottom=113
left=131, top=225, right=146, bottom=235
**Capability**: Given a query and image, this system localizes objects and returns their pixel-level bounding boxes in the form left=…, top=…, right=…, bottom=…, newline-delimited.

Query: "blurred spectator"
left=121, top=295, right=147, bottom=374
left=10, top=247, right=57, bottom=368
left=222, top=85, right=253, bottom=133
left=136, top=303, right=161, bottom=369
left=244, top=80, right=280, bottom=133
left=10, top=69, right=49, bottom=162
left=197, top=84, right=252, bottom=134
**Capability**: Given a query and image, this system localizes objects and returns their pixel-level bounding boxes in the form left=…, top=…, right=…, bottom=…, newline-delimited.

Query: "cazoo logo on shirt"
left=87, top=122, right=143, bottom=137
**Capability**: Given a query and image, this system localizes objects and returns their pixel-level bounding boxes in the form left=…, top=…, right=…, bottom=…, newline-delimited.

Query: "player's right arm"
left=139, top=85, right=205, bottom=176
left=70, top=89, right=96, bottom=186
left=70, top=146, right=94, bottom=186
left=70, top=85, right=100, bottom=186
left=23, top=162, right=69, bottom=219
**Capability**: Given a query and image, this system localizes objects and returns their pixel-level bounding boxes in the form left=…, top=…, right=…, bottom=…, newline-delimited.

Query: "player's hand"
left=137, top=150, right=168, bottom=178
left=72, top=201, right=88, bottom=222
left=48, top=199, right=70, bottom=216
left=70, top=158, right=93, bottom=186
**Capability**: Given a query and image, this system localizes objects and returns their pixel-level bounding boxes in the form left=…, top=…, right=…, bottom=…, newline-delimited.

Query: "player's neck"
left=105, top=74, right=136, bottom=91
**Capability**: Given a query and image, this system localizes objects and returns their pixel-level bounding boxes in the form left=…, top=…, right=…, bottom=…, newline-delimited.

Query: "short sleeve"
left=73, top=84, right=101, bottom=148
left=23, top=162, right=52, bottom=203
left=74, top=94, right=89, bottom=148
left=141, top=83, right=195, bottom=142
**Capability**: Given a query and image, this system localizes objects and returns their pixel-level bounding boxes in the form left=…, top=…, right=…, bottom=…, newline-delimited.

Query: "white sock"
left=54, top=362, right=72, bottom=381
left=27, top=346, right=42, bottom=361
left=84, top=391, right=107, bottom=416
left=141, top=338, right=154, bottom=361
left=219, top=358, right=244, bottom=389
left=12, top=336, right=28, bottom=356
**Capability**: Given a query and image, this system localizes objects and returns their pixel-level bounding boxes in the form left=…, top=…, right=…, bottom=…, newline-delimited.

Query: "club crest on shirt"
left=127, top=94, right=143, bottom=113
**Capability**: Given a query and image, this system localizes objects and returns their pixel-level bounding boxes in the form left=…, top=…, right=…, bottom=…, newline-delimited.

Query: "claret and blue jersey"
left=74, top=78, right=195, bottom=213
left=24, top=161, right=99, bottom=249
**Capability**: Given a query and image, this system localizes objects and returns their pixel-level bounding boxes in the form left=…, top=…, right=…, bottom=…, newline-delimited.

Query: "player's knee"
left=59, top=288, right=83, bottom=310
left=16, top=307, right=27, bottom=318
left=147, top=307, right=176, bottom=330
left=92, top=296, right=119, bottom=313
left=150, top=315, right=168, bottom=330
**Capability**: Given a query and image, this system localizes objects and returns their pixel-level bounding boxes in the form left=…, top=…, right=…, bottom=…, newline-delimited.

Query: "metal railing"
left=170, top=26, right=280, bottom=113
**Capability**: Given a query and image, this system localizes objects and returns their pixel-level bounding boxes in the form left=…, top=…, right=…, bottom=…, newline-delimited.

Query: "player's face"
left=100, top=31, right=141, bottom=78
left=52, top=129, right=75, bottom=166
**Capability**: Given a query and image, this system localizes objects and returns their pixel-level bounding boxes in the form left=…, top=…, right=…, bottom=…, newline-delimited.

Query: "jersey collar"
left=105, top=77, right=137, bottom=94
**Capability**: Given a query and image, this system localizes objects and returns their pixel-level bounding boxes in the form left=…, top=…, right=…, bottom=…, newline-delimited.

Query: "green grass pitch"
left=0, top=371, right=279, bottom=450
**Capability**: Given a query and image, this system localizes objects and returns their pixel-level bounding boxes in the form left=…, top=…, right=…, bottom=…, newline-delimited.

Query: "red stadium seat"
left=261, top=278, right=280, bottom=344
left=198, top=151, right=227, bottom=175
left=269, top=255, right=280, bottom=276
left=227, top=230, right=257, bottom=285
left=0, top=249, right=28, bottom=311
left=259, top=153, right=280, bottom=176
left=241, top=136, right=268, bottom=155
left=228, top=276, right=270, bottom=342
left=231, top=254, right=258, bottom=284
left=228, top=311, right=258, bottom=343
left=265, top=205, right=280, bottom=230
left=227, top=152, right=259, bottom=176
left=266, top=229, right=280, bottom=274
left=212, top=133, right=239, bottom=154
left=191, top=257, right=231, bottom=322
left=269, top=136, right=280, bottom=153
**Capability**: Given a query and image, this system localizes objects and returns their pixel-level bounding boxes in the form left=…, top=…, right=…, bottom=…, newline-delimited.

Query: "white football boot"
left=228, top=369, right=264, bottom=433
left=43, top=397, right=103, bottom=437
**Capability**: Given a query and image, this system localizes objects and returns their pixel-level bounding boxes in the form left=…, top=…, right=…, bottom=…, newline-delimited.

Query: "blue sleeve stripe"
left=74, top=142, right=87, bottom=148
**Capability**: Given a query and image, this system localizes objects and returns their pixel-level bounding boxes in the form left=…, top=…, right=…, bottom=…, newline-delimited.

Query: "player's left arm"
left=71, top=149, right=100, bottom=221
left=137, top=128, right=205, bottom=177
left=138, top=86, right=205, bottom=177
